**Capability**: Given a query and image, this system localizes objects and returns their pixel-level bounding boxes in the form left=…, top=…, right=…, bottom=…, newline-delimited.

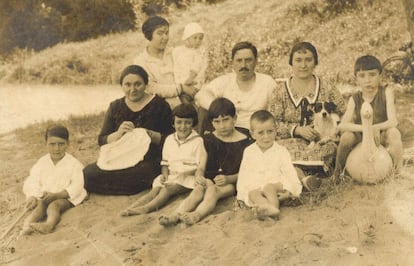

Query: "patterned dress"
left=269, top=76, right=346, bottom=175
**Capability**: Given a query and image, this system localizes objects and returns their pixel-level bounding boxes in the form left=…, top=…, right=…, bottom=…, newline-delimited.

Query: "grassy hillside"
left=0, top=0, right=409, bottom=86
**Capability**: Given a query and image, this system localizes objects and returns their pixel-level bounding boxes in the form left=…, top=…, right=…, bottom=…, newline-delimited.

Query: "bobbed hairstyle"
left=142, top=16, right=169, bottom=41
left=119, top=65, right=149, bottom=86
left=172, top=103, right=198, bottom=127
left=45, top=125, right=69, bottom=141
left=289, top=41, right=318, bottom=66
left=231, top=41, right=258, bottom=60
left=208, top=97, right=236, bottom=121
left=250, top=110, right=275, bottom=127
left=354, top=55, right=382, bottom=75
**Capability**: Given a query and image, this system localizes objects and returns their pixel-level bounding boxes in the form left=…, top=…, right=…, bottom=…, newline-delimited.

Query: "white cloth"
left=237, top=142, right=302, bottom=206
left=196, top=72, right=276, bottom=129
left=182, top=22, right=204, bottom=40
left=23, top=153, right=87, bottom=206
left=134, top=47, right=181, bottom=108
left=152, top=130, right=206, bottom=189
left=97, top=128, right=151, bottom=170
left=172, top=45, right=208, bottom=88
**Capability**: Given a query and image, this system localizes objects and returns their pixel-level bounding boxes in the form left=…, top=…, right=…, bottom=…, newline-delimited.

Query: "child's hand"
left=182, top=84, right=198, bottom=98
left=184, top=78, right=195, bottom=86
left=41, top=192, right=57, bottom=204
left=277, top=190, right=292, bottom=201
left=26, top=196, right=37, bottom=210
left=213, top=175, right=227, bottom=186
left=195, top=175, right=207, bottom=188
left=160, top=174, right=168, bottom=184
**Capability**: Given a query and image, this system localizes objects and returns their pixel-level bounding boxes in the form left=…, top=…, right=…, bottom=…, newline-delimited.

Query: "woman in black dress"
left=83, top=65, right=173, bottom=195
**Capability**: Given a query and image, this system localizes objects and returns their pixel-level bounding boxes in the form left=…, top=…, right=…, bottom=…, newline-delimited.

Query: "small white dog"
left=309, top=101, right=340, bottom=147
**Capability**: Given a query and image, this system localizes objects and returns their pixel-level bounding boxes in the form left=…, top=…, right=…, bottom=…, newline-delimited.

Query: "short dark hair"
left=354, top=55, right=382, bottom=75
left=250, top=110, right=275, bottom=126
left=231, top=41, right=257, bottom=60
left=172, top=103, right=198, bottom=127
left=142, top=16, right=169, bottom=41
left=289, top=42, right=318, bottom=66
left=119, top=65, right=149, bottom=85
left=208, top=97, right=236, bottom=121
left=45, top=125, right=69, bottom=141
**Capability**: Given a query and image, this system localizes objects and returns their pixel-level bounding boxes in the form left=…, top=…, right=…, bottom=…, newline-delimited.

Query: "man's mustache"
left=239, top=67, right=249, bottom=72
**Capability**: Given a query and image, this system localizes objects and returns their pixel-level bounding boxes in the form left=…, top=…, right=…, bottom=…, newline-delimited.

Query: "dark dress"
left=83, top=95, right=173, bottom=195
left=203, top=128, right=253, bottom=180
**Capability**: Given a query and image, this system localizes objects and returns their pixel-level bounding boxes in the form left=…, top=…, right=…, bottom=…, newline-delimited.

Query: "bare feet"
left=180, top=212, right=201, bottom=226
left=253, top=205, right=280, bottom=221
left=30, top=222, right=54, bottom=234
left=120, top=206, right=150, bottom=217
left=158, top=214, right=180, bottom=226
left=20, top=225, right=34, bottom=236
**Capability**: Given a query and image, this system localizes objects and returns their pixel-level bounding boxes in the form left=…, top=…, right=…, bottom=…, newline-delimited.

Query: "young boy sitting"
left=22, top=125, right=87, bottom=235
left=120, top=103, right=207, bottom=216
left=237, top=110, right=302, bottom=220
left=333, top=55, right=403, bottom=180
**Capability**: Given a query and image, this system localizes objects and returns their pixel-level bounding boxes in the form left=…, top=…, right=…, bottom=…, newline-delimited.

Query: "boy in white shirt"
left=22, top=125, right=87, bottom=234
left=237, top=110, right=302, bottom=220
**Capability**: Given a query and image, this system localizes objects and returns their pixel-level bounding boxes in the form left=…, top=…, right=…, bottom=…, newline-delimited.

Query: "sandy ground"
left=1, top=112, right=414, bottom=265
left=0, top=161, right=413, bottom=266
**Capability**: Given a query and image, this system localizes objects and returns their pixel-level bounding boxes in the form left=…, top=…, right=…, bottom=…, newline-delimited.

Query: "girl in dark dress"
left=83, top=65, right=173, bottom=195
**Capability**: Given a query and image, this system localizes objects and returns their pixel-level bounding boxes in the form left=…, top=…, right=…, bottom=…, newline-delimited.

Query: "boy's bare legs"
left=383, top=128, right=403, bottom=171
left=333, top=132, right=359, bottom=181
left=30, top=199, right=72, bottom=234
left=249, top=183, right=282, bottom=220
left=180, top=184, right=235, bottom=225
left=122, top=184, right=188, bottom=216
left=120, top=187, right=162, bottom=216
left=21, top=199, right=46, bottom=235
left=159, top=184, right=205, bottom=226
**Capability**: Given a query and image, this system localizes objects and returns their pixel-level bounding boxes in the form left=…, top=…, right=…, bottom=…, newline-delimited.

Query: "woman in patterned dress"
left=269, top=42, right=346, bottom=186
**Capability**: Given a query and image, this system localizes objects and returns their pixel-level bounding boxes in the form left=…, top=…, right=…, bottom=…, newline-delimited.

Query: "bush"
left=138, top=0, right=225, bottom=16
left=324, top=0, right=358, bottom=16
left=0, top=0, right=136, bottom=55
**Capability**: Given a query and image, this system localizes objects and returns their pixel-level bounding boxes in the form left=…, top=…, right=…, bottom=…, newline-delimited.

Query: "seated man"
left=195, top=41, right=276, bottom=133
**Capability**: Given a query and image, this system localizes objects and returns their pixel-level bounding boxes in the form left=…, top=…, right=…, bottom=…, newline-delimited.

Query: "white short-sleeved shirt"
left=152, top=130, right=206, bottom=189
left=198, top=72, right=276, bottom=129
left=236, top=142, right=302, bottom=206
left=23, top=153, right=87, bottom=206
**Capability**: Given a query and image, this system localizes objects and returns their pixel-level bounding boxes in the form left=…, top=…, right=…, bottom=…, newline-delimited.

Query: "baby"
left=172, top=22, right=208, bottom=95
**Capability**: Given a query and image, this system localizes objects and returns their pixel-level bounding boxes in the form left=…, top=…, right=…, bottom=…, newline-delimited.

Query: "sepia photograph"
left=1, top=0, right=414, bottom=265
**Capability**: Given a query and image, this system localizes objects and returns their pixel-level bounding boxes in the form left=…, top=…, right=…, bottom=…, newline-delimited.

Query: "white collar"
left=285, top=75, right=320, bottom=108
